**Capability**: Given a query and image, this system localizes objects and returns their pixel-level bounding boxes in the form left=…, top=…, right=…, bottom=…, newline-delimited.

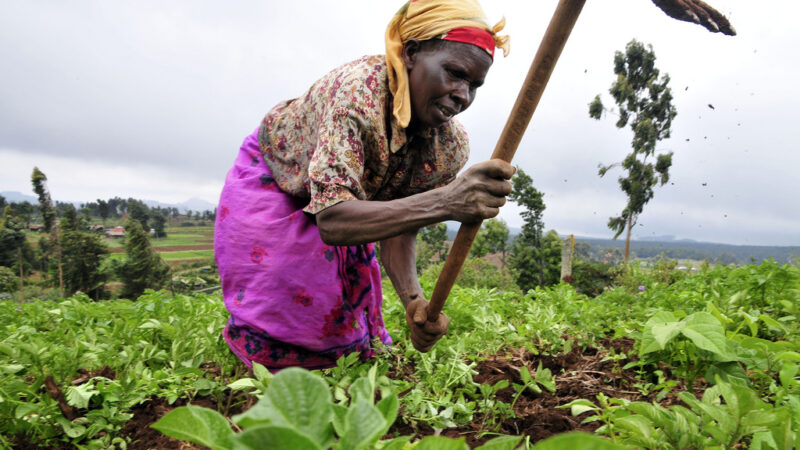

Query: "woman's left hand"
left=405, top=298, right=450, bottom=352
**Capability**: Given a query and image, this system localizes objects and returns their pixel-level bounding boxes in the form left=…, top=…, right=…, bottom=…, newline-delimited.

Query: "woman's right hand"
left=443, top=159, right=515, bottom=224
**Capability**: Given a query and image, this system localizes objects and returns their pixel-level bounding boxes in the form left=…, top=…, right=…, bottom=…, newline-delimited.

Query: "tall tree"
left=589, top=39, right=677, bottom=263
left=97, top=199, right=110, bottom=226
left=508, top=168, right=553, bottom=290
left=151, top=212, right=167, bottom=238
left=31, top=167, right=64, bottom=296
left=117, top=219, right=170, bottom=299
left=127, top=199, right=150, bottom=231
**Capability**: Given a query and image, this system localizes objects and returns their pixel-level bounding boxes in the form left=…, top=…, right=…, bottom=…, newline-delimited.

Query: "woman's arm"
left=379, top=231, right=423, bottom=308
left=379, top=230, right=449, bottom=352
left=316, top=159, right=515, bottom=246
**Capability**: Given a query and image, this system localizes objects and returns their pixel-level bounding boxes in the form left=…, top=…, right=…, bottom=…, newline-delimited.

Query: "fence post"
left=561, top=234, right=575, bottom=282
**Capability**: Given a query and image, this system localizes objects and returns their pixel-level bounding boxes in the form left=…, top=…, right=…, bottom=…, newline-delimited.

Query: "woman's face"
left=402, top=39, right=493, bottom=130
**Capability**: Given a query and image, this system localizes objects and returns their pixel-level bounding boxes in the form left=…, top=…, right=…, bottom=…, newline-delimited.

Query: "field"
left=105, top=225, right=215, bottom=266
left=1, top=260, right=798, bottom=449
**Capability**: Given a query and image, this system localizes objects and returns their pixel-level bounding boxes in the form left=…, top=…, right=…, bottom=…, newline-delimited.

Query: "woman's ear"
left=401, top=39, right=421, bottom=70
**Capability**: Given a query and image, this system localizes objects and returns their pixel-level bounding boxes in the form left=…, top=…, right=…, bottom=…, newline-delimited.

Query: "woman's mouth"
left=436, top=104, right=456, bottom=120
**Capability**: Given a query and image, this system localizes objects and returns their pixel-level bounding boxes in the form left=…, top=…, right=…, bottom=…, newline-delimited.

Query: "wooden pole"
left=428, top=0, right=587, bottom=321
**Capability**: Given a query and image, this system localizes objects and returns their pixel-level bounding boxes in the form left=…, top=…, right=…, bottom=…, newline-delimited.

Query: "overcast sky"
left=1, top=1, right=798, bottom=246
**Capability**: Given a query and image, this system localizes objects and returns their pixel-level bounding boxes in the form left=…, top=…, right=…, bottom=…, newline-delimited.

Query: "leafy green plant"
left=511, top=363, right=555, bottom=409
left=154, top=366, right=522, bottom=450
left=634, top=310, right=741, bottom=391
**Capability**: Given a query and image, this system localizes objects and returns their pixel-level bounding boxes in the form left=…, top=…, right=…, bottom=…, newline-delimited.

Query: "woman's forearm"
left=379, top=231, right=424, bottom=308
left=316, top=188, right=451, bottom=246
left=315, top=159, right=515, bottom=246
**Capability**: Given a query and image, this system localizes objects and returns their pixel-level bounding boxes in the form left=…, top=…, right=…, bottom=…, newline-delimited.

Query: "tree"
left=31, top=167, right=64, bottom=296
left=128, top=199, right=150, bottom=231
left=56, top=205, right=109, bottom=298
left=419, top=223, right=448, bottom=261
left=471, top=218, right=510, bottom=264
left=60, top=228, right=109, bottom=299
left=151, top=213, right=167, bottom=238
left=117, top=219, right=170, bottom=299
left=589, top=39, right=677, bottom=263
left=97, top=199, right=110, bottom=226
left=508, top=168, right=559, bottom=291
left=0, top=207, right=29, bottom=300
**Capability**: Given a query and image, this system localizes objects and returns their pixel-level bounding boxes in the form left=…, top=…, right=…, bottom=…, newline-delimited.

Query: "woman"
left=214, top=0, right=515, bottom=370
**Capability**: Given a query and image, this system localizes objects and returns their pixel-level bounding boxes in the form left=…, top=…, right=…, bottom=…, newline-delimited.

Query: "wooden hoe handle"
left=427, top=0, right=587, bottom=322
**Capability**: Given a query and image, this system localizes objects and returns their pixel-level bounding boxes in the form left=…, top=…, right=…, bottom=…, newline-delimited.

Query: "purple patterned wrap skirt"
left=214, top=129, right=392, bottom=370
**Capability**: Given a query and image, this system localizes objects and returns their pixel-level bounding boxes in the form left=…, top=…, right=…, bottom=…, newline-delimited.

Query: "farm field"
left=1, top=261, right=798, bottom=449
left=105, top=225, right=215, bottom=266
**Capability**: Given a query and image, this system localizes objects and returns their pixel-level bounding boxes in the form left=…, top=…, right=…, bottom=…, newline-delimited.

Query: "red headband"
left=441, top=27, right=496, bottom=58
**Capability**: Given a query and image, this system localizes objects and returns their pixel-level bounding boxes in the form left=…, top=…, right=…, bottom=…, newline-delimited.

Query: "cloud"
left=1, top=0, right=798, bottom=246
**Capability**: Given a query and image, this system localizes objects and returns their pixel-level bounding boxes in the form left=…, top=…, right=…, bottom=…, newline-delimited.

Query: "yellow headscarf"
left=385, top=0, right=510, bottom=128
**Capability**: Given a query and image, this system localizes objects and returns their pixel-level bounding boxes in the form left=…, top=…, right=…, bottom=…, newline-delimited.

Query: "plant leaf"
left=262, top=367, right=334, bottom=447
left=338, top=398, right=387, bottom=450
left=530, top=432, right=625, bottom=449
left=680, top=312, right=737, bottom=361
left=151, top=405, right=234, bottom=450
left=414, top=436, right=470, bottom=450
left=231, top=425, right=320, bottom=450
left=475, top=435, right=524, bottom=449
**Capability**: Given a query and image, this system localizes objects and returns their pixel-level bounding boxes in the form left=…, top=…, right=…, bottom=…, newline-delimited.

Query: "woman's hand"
left=405, top=298, right=450, bottom=352
left=443, top=159, right=515, bottom=224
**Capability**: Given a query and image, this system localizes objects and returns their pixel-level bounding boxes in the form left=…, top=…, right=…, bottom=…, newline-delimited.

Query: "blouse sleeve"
left=303, top=105, right=368, bottom=215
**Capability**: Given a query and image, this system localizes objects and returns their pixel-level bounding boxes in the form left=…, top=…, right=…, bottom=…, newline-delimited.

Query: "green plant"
left=511, top=362, right=556, bottom=409
left=154, top=365, right=522, bottom=450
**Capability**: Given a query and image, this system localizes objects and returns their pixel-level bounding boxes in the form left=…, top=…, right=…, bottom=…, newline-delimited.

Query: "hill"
left=442, top=221, right=798, bottom=264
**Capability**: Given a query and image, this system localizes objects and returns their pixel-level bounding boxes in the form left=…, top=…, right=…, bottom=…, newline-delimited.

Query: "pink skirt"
left=214, top=128, right=392, bottom=370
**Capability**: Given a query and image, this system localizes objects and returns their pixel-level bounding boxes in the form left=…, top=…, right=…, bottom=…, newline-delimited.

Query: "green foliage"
left=510, top=230, right=561, bottom=292
left=0, top=208, right=27, bottom=269
left=3, top=261, right=799, bottom=448
left=60, top=229, right=110, bottom=299
left=0, top=290, right=239, bottom=448
left=0, top=265, right=19, bottom=293
left=471, top=218, right=509, bottom=261
left=571, top=261, right=620, bottom=297
left=590, top=40, right=677, bottom=260
left=422, top=256, right=519, bottom=293
left=117, top=219, right=171, bottom=299
left=151, top=212, right=168, bottom=238
left=30, top=167, right=56, bottom=233
left=127, top=200, right=150, bottom=231
left=508, top=168, right=560, bottom=291
left=416, top=223, right=448, bottom=273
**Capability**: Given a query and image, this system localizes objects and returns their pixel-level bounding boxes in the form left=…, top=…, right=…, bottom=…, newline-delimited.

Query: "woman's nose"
left=450, top=81, right=470, bottom=107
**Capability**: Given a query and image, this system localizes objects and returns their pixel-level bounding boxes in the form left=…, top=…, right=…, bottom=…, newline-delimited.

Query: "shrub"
left=0, top=265, right=19, bottom=293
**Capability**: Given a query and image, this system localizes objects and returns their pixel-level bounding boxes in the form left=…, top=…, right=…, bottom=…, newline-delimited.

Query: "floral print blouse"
left=257, top=55, right=470, bottom=215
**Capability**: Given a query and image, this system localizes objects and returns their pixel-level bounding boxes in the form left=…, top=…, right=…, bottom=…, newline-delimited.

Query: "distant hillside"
left=441, top=221, right=798, bottom=265
left=1, top=191, right=215, bottom=213
left=575, top=237, right=799, bottom=265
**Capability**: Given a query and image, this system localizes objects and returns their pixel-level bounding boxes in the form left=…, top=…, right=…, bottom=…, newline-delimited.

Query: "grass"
left=159, top=250, right=214, bottom=261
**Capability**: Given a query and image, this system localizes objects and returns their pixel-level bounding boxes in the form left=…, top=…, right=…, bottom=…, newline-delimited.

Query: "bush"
left=421, top=256, right=520, bottom=294
left=571, top=261, right=620, bottom=297
left=0, top=266, right=19, bottom=293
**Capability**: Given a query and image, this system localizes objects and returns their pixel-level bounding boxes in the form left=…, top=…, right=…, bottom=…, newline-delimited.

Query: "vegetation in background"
left=589, top=39, right=677, bottom=263
left=508, top=168, right=560, bottom=291
left=471, top=218, right=510, bottom=265
left=31, top=167, right=64, bottom=296
left=116, top=219, right=171, bottom=300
